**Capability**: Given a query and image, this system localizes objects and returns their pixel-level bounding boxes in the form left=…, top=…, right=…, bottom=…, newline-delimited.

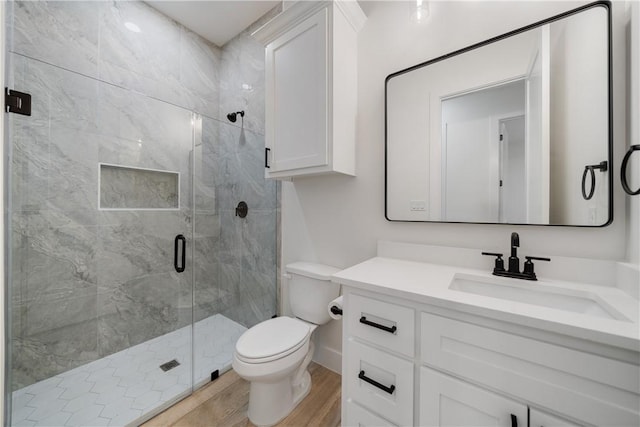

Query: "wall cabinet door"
left=420, top=367, right=528, bottom=427
left=529, top=408, right=583, bottom=427
left=265, top=8, right=328, bottom=174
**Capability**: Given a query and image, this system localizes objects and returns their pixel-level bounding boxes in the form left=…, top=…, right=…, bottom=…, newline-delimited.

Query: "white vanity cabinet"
left=529, top=409, right=583, bottom=427
left=420, top=367, right=528, bottom=426
left=252, top=1, right=365, bottom=179
left=341, top=287, right=640, bottom=427
left=342, top=293, right=415, bottom=426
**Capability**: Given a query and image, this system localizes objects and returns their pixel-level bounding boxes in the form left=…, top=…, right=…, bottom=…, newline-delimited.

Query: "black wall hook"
left=621, top=145, right=640, bottom=196
left=582, top=161, right=608, bottom=200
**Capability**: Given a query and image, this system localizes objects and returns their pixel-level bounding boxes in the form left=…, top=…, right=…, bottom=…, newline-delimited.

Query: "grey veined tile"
left=96, top=210, right=190, bottom=290
left=96, top=83, right=192, bottom=146
left=96, top=272, right=187, bottom=357
left=11, top=319, right=99, bottom=390
left=178, top=27, right=221, bottom=120
left=219, top=23, right=268, bottom=136
left=11, top=213, right=98, bottom=306
left=22, top=52, right=99, bottom=134
left=12, top=1, right=100, bottom=78
left=98, top=1, right=181, bottom=100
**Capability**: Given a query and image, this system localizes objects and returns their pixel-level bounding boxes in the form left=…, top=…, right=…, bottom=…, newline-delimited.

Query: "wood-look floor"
left=142, top=363, right=341, bottom=427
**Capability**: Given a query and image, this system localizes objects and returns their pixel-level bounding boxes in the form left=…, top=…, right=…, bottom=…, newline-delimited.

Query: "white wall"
left=282, top=0, right=633, bottom=373
left=549, top=7, right=609, bottom=225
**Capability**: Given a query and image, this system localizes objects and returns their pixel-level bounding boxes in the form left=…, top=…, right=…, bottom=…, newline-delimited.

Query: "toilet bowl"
left=232, top=262, right=340, bottom=426
left=232, top=316, right=318, bottom=426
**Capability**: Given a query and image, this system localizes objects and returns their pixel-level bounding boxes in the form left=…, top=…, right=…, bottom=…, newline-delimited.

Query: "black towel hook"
left=621, top=145, right=640, bottom=196
left=581, top=161, right=608, bottom=200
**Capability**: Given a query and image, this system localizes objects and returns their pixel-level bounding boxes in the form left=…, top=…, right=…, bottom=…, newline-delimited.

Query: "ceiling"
left=146, top=1, right=281, bottom=47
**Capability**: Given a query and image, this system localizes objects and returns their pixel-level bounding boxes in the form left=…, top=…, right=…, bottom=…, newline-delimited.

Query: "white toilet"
left=232, top=262, right=340, bottom=426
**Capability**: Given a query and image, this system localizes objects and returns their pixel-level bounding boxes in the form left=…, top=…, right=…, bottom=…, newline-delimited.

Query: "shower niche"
left=99, top=164, right=180, bottom=210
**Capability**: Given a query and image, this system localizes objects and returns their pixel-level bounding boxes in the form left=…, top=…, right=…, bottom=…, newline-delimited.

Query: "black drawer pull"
left=265, top=147, right=271, bottom=169
left=359, top=316, right=397, bottom=334
left=511, top=414, right=518, bottom=427
left=358, top=370, right=396, bottom=395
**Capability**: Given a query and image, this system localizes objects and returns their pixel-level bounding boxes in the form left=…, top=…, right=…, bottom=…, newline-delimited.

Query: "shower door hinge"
left=5, top=88, right=31, bottom=116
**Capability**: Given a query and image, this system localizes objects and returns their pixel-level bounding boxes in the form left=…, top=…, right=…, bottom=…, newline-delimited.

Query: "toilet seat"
left=235, top=317, right=311, bottom=364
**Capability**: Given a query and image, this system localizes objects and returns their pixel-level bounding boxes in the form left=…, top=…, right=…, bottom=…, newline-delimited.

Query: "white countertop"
left=332, top=256, right=640, bottom=352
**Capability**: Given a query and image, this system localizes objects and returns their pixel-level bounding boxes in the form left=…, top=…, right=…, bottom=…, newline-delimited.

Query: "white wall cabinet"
left=253, top=1, right=365, bottom=179
left=341, top=288, right=640, bottom=427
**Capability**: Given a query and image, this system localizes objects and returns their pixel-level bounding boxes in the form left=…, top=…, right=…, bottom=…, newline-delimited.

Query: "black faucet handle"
left=523, top=256, right=550, bottom=280
left=525, top=256, right=551, bottom=262
left=482, top=252, right=505, bottom=273
left=482, top=252, right=503, bottom=257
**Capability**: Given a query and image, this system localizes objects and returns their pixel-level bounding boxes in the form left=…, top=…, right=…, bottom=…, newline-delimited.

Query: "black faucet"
left=508, top=232, right=520, bottom=274
left=482, top=233, right=550, bottom=281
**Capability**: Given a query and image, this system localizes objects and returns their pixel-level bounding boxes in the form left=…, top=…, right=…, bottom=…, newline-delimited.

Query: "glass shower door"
left=191, top=113, right=278, bottom=387
left=7, top=52, right=195, bottom=426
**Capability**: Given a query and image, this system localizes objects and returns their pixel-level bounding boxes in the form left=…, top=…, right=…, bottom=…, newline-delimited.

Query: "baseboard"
left=312, top=344, right=342, bottom=375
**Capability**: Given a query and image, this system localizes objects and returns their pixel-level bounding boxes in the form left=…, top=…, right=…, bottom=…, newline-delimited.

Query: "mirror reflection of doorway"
left=441, top=79, right=526, bottom=223
left=499, top=116, right=526, bottom=223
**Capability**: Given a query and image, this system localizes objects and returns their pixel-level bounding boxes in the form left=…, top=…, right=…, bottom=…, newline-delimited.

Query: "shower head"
left=226, top=111, right=245, bottom=123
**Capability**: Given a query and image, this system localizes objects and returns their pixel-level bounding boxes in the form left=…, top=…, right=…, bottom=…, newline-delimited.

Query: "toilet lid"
left=235, top=317, right=310, bottom=362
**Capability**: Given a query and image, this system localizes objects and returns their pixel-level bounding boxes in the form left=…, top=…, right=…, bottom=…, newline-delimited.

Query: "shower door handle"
left=174, top=234, right=186, bottom=273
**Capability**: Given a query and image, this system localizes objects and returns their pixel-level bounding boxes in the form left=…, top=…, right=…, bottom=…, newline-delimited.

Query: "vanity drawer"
left=345, top=339, right=414, bottom=426
left=347, top=293, right=414, bottom=357
left=421, top=312, right=640, bottom=426
left=344, top=399, right=396, bottom=427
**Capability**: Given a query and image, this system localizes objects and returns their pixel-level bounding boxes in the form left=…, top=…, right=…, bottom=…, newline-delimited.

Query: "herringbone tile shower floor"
left=11, top=314, right=247, bottom=427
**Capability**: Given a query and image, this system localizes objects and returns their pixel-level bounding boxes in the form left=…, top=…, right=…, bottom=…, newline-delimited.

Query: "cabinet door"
left=529, top=408, right=583, bottom=427
left=345, top=399, right=397, bottom=427
left=420, top=367, right=527, bottom=427
left=265, top=7, right=328, bottom=173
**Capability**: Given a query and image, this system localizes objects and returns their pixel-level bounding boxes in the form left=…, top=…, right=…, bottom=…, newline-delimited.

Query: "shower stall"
left=4, top=1, right=278, bottom=425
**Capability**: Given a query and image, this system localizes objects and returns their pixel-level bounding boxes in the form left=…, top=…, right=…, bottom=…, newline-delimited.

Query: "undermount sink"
left=449, top=274, right=628, bottom=321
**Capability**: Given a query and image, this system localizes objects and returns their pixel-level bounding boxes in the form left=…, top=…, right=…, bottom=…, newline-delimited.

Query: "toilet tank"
left=286, top=262, right=341, bottom=325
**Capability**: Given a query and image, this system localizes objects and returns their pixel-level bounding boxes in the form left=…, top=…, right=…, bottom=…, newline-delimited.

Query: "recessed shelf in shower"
left=99, top=163, right=180, bottom=210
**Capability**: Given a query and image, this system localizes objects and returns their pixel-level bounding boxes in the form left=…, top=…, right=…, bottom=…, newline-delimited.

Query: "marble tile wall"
left=8, top=0, right=279, bottom=390
left=194, top=7, right=281, bottom=330
left=10, top=1, right=223, bottom=120
left=197, top=118, right=278, bottom=328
